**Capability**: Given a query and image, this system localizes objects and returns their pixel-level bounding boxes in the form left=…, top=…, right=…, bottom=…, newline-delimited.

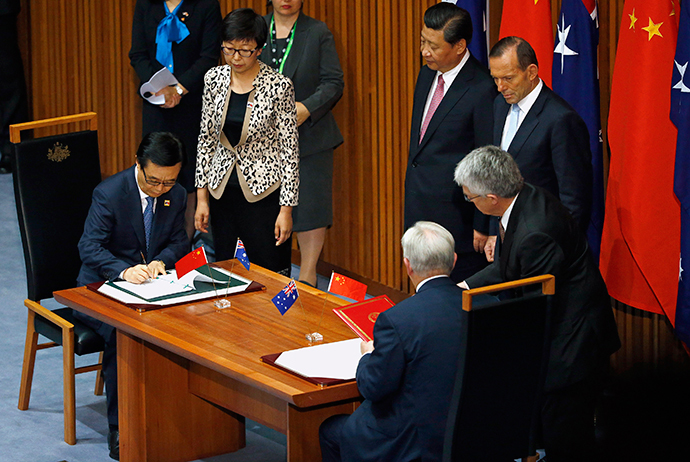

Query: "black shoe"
left=107, top=429, right=119, bottom=460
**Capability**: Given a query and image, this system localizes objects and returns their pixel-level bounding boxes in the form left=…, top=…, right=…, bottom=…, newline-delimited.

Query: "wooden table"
left=54, top=262, right=362, bottom=462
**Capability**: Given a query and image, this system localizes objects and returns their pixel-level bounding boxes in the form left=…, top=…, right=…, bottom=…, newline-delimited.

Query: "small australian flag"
left=234, top=238, right=250, bottom=270
left=272, top=280, right=298, bottom=316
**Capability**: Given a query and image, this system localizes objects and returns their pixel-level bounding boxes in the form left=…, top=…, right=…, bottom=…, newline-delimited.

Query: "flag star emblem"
left=673, top=60, right=690, bottom=93
left=629, top=8, right=638, bottom=29
left=555, top=15, right=579, bottom=74
left=681, top=257, right=684, bottom=281
left=642, top=17, right=664, bottom=41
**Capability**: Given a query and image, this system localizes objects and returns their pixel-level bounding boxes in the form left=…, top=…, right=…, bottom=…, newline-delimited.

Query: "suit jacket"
left=494, top=85, right=593, bottom=232
left=195, top=62, right=299, bottom=206
left=77, top=165, right=189, bottom=286
left=260, top=12, right=344, bottom=157
left=466, top=184, right=620, bottom=391
left=339, top=277, right=467, bottom=462
left=405, top=56, right=496, bottom=258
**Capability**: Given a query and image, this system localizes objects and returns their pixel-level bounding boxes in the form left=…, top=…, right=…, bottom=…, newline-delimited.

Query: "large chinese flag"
left=600, top=0, right=680, bottom=320
left=499, top=0, right=553, bottom=86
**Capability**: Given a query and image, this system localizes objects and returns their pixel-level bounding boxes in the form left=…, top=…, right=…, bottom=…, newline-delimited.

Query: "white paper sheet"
left=139, top=67, right=179, bottom=105
left=274, top=338, right=362, bottom=380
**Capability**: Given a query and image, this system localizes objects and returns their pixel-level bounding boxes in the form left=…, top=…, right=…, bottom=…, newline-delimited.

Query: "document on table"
left=98, top=267, right=253, bottom=306
left=139, top=67, right=178, bottom=105
left=274, top=338, right=363, bottom=380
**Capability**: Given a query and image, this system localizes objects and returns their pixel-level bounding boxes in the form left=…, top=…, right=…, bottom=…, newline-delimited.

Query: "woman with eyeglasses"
left=260, top=0, right=343, bottom=288
left=129, top=0, right=222, bottom=241
left=194, top=8, right=298, bottom=276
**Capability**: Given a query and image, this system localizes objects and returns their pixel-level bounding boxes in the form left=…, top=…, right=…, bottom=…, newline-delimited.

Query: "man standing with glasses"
left=75, top=131, right=189, bottom=460
left=404, top=2, right=497, bottom=283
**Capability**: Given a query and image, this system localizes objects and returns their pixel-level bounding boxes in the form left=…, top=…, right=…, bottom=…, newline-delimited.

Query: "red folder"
left=332, top=295, right=395, bottom=341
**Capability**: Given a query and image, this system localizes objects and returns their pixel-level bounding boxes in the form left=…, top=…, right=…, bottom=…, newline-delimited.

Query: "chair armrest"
left=10, top=112, right=97, bottom=143
left=24, top=299, right=75, bottom=330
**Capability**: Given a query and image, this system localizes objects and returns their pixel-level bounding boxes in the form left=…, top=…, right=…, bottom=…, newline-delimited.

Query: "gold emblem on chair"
left=47, top=142, right=70, bottom=162
left=368, top=312, right=379, bottom=323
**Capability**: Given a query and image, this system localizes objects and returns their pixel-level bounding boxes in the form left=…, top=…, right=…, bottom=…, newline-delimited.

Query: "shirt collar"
left=515, top=78, right=543, bottom=115
left=501, top=192, right=520, bottom=232
left=415, top=274, right=449, bottom=292
left=435, top=50, right=470, bottom=84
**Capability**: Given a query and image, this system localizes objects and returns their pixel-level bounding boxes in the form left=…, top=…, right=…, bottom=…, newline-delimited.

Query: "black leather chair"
left=11, top=113, right=105, bottom=445
left=443, top=275, right=555, bottom=462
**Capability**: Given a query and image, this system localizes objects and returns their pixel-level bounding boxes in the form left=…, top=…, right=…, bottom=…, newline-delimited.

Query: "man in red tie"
left=404, top=2, right=497, bottom=283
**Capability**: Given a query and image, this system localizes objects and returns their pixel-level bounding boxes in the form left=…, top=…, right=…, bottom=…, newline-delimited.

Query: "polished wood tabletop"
left=54, top=261, right=363, bottom=461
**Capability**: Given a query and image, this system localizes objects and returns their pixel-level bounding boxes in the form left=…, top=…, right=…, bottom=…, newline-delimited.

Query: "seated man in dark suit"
left=319, top=221, right=467, bottom=462
left=455, top=145, right=620, bottom=462
left=75, top=131, right=189, bottom=460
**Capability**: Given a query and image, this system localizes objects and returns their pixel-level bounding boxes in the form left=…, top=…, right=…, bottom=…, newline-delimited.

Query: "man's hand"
left=484, top=235, right=497, bottom=262
left=473, top=230, right=488, bottom=253
left=360, top=340, right=374, bottom=355
left=123, top=264, right=153, bottom=284
left=295, top=102, right=310, bottom=126
left=147, top=260, right=166, bottom=278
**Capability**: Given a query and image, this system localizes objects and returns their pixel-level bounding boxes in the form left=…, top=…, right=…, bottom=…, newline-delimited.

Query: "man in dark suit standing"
left=75, top=132, right=189, bottom=460
left=404, top=2, right=496, bottom=282
left=319, top=221, right=467, bottom=462
left=456, top=146, right=620, bottom=462
left=483, top=36, right=592, bottom=262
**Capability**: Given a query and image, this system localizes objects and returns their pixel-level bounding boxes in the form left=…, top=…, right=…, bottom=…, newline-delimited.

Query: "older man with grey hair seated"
left=456, top=145, right=620, bottom=462
left=319, top=221, right=467, bottom=462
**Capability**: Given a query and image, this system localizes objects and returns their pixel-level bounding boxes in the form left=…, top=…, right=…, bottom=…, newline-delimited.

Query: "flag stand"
left=213, top=259, right=236, bottom=310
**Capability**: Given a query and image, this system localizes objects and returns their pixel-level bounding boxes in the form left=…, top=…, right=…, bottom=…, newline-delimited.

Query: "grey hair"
left=401, top=221, right=455, bottom=278
left=454, top=145, right=524, bottom=197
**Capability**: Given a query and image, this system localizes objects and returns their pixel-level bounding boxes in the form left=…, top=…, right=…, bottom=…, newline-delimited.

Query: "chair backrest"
left=443, top=275, right=555, bottom=462
left=11, top=113, right=101, bottom=301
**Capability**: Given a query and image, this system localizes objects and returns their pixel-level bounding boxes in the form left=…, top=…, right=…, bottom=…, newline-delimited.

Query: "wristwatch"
left=175, top=84, right=183, bottom=96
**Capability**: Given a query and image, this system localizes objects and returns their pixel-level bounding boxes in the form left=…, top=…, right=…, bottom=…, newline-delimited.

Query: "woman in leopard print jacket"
left=194, top=8, right=299, bottom=275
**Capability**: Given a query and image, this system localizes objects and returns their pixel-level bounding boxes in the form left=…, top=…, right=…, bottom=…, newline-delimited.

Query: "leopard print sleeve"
left=195, top=67, right=223, bottom=189
left=275, top=78, right=300, bottom=207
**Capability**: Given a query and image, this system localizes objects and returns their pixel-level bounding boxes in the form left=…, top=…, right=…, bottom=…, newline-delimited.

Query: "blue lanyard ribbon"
left=155, top=1, right=190, bottom=73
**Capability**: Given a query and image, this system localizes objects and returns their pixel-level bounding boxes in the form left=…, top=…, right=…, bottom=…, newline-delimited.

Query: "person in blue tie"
left=74, top=131, right=189, bottom=460
left=485, top=36, right=593, bottom=263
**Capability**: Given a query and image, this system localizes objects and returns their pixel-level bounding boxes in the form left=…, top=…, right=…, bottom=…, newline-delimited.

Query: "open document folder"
left=262, top=338, right=363, bottom=386
left=92, top=265, right=261, bottom=308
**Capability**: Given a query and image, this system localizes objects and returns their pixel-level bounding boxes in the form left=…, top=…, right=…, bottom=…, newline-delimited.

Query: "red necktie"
left=420, top=74, right=445, bottom=143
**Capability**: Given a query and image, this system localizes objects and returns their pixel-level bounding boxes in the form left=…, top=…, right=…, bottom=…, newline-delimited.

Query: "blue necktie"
left=143, top=196, right=154, bottom=254
left=502, top=104, right=521, bottom=150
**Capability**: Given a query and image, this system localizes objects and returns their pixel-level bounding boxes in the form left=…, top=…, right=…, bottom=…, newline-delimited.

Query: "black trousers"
left=209, top=184, right=291, bottom=276
left=72, top=311, right=118, bottom=426
left=540, top=369, right=605, bottom=462
left=319, top=414, right=349, bottom=462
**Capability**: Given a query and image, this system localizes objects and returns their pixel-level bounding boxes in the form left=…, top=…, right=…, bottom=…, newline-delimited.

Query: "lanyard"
left=269, top=14, right=296, bottom=74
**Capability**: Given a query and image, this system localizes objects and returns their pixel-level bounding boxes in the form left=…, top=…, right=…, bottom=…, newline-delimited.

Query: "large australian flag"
left=551, top=0, right=604, bottom=261
left=443, top=0, right=488, bottom=66
left=672, top=2, right=690, bottom=344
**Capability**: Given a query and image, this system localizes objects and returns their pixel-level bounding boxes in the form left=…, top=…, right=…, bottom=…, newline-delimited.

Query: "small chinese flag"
left=175, top=247, right=208, bottom=279
left=328, top=272, right=367, bottom=302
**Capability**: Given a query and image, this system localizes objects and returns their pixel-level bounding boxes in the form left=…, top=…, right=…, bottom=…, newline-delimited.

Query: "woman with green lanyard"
left=261, top=0, right=344, bottom=288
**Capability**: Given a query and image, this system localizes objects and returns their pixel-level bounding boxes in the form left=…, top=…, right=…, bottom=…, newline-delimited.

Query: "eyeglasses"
left=221, top=46, right=257, bottom=58
left=141, top=167, right=176, bottom=188
left=463, top=192, right=482, bottom=202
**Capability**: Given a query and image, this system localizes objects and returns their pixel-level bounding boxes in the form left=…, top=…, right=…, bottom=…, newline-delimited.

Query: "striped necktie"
left=143, top=196, right=154, bottom=253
